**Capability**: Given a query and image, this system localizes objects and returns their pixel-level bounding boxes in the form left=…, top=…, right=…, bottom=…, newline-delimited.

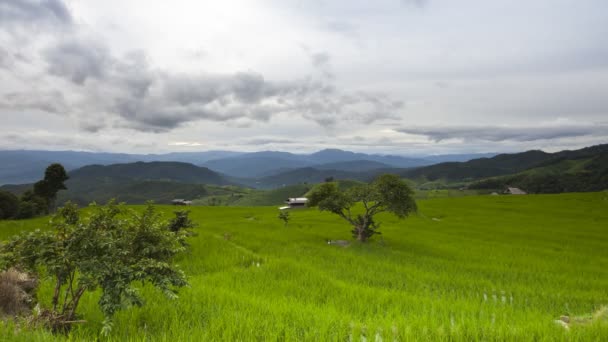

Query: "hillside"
left=311, top=160, right=393, bottom=172
left=469, top=152, right=608, bottom=193
left=0, top=161, right=236, bottom=205
left=203, top=155, right=311, bottom=178
left=230, top=184, right=313, bottom=206
left=0, top=150, right=242, bottom=185
left=247, top=167, right=372, bottom=189
left=1, top=193, right=607, bottom=340
left=400, top=144, right=608, bottom=183
left=69, top=161, right=228, bottom=184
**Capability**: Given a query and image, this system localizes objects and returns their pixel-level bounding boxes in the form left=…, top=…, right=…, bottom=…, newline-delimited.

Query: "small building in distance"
left=279, top=197, right=308, bottom=210
left=172, top=199, right=193, bottom=205
left=504, top=187, right=527, bottom=195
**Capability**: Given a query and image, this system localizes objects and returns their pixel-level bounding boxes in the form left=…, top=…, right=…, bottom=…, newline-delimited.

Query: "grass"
left=1, top=192, right=608, bottom=340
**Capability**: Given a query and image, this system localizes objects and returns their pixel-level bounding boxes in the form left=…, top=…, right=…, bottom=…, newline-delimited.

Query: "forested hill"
left=399, top=144, right=608, bottom=182
left=69, top=161, right=228, bottom=184
left=0, top=162, right=233, bottom=205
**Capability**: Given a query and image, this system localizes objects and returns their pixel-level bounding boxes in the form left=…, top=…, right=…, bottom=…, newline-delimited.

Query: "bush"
left=0, top=201, right=189, bottom=334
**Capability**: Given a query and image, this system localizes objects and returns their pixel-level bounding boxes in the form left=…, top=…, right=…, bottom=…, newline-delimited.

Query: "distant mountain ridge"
left=1, top=145, right=605, bottom=204
left=0, top=150, right=241, bottom=185
left=201, top=149, right=433, bottom=177
left=1, top=149, right=494, bottom=184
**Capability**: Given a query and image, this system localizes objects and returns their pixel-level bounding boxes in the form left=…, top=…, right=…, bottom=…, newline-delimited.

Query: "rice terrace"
left=1, top=191, right=607, bottom=341
left=2, top=0, right=608, bottom=340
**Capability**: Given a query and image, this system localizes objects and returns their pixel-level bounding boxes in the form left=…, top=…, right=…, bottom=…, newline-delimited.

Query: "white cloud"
left=1, top=0, right=607, bottom=154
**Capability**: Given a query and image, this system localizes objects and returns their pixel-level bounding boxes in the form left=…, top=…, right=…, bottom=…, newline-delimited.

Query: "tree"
left=307, top=174, right=417, bottom=242
left=17, top=190, right=47, bottom=219
left=0, top=201, right=188, bottom=334
left=167, top=210, right=197, bottom=246
left=0, top=190, right=20, bottom=219
left=33, top=163, right=69, bottom=212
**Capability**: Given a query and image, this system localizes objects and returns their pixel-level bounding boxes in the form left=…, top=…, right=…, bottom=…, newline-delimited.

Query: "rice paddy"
left=1, top=191, right=607, bottom=341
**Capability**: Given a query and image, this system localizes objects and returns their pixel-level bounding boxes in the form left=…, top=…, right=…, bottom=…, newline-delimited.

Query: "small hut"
left=279, top=198, right=308, bottom=210
left=504, top=187, right=527, bottom=195
left=172, top=199, right=192, bottom=205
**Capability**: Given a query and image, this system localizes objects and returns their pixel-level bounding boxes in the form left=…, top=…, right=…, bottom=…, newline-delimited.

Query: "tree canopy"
left=33, top=163, right=69, bottom=212
left=0, top=190, right=20, bottom=219
left=308, top=174, right=417, bottom=242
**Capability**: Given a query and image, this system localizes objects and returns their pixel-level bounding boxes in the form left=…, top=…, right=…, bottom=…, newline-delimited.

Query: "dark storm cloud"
left=397, top=124, right=608, bottom=142
left=0, top=0, right=72, bottom=27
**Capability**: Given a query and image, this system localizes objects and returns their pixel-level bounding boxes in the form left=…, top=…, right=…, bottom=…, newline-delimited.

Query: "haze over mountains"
left=0, top=149, right=493, bottom=185
left=1, top=144, right=606, bottom=205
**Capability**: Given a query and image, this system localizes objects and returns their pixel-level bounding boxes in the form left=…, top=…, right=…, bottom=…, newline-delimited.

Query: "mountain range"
left=1, top=144, right=605, bottom=205
left=0, top=149, right=494, bottom=184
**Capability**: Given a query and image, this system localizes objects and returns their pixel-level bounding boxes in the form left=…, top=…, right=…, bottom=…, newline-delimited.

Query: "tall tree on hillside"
left=33, top=163, right=69, bottom=212
left=307, top=174, right=417, bottom=242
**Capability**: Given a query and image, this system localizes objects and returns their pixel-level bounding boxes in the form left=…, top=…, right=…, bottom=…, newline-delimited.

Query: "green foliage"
left=308, top=174, right=417, bottom=242
left=33, top=164, right=69, bottom=211
left=469, top=152, right=608, bottom=193
left=277, top=211, right=290, bottom=227
left=16, top=191, right=47, bottom=219
left=167, top=210, right=197, bottom=247
left=0, top=201, right=188, bottom=334
left=0, top=190, right=19, bottom=219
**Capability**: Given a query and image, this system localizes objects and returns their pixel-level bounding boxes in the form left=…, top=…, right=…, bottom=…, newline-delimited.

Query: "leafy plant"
left=277, top=211, right=290, bottom=227
left=0, top=201, right=189, bottom=334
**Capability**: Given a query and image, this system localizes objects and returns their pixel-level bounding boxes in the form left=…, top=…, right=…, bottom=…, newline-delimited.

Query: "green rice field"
left=1, top=192, right=608, bottom=341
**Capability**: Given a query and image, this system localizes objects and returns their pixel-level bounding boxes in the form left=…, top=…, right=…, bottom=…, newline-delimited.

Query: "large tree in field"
left=307, top=174, right=417, bottom=242
left=33, top=163, right=69, bottom=212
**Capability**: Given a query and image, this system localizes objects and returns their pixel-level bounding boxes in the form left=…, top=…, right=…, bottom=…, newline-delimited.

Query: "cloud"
left=168, top=141, right=204, bottom=147
left=1, top=90, right=68, bottom=113
left=396, top=122, right=608, bottom=142
left=0, top=1, right=406, bottom=133
left=324, top=20, right=359, bottom=40
left=400, top=0, right=429, bottom=8
left=0, top=0, right=72, bottom=28
left=242, top=138, right=295, bottom=146
left=44, top=37, right=111, bottom=84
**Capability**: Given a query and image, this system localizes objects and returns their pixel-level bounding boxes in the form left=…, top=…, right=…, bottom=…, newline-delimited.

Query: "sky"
left=1, top=0, right=607, bottom=155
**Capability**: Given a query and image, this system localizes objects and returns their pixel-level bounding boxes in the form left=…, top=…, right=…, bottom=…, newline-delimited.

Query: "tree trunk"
left=356, top=225, right=367, bottom=242
left=52, top=277, right=62, bottom=311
